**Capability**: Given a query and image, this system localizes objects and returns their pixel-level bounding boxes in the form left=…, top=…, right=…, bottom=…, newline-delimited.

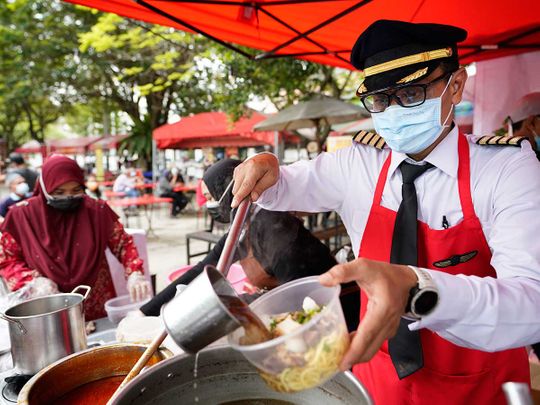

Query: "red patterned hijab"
left=2, top=155, right=118, bottom=292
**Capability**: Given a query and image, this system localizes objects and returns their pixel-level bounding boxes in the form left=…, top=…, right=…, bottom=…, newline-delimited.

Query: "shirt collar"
left=388, top=125, right=459, bottom=179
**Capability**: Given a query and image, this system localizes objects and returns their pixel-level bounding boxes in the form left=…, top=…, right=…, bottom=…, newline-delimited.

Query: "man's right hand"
left=231, top=154, right=279, bottom=207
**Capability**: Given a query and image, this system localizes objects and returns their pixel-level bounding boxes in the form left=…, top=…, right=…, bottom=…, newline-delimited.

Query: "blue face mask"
left=372, top=76, right=454, bottom=154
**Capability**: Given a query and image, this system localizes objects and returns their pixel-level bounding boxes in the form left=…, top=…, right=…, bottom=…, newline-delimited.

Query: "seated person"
left=0, top=155, right=151, bottom=320
left=6, top=153, right=38, bottom=191
left=156, top=168, right=188, bottom=217
left=113, top=168, right=140, bottom=198
left=85, top=174, right=102, bottom=200
left=140, top=159, right=360, bottom=331
left=0, top=172, right=30, bottom=219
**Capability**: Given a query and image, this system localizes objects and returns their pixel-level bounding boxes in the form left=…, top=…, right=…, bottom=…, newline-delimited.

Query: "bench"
left=185, top=230, right=222, bottom=264
left=312, top=223, right=348, bottom=250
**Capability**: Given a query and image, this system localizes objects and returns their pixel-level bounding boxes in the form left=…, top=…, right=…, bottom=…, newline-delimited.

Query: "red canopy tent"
left=64, top=0, right=539, bottom=68
left=88, top=134, right=129, bottom=150
left=47, top=136, right=102, bottom=154
left=15, top=140, right=45, bottom=154
left=153, top=111, right=297, bottom=149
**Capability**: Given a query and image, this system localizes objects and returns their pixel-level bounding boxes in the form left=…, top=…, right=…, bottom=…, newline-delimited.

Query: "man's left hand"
left=319, top=258, right=418, bottom=370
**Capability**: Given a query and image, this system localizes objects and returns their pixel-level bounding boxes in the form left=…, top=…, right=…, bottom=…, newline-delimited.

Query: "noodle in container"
left=228, top=276, right=350, bottom=393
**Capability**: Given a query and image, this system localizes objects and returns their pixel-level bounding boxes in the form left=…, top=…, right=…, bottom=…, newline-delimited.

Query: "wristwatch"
left=404, top=265, right=439, bottom=320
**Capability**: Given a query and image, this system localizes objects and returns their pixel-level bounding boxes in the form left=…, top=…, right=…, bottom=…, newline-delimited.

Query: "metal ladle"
left=107, top=198, right=252, bottom=404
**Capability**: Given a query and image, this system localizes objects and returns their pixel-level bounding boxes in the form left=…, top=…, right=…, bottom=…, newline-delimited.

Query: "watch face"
left=414, top=290, right=438, bottom=315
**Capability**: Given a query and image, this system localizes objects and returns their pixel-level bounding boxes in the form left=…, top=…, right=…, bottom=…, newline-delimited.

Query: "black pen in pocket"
left=442, top=215, right=449, bottom=229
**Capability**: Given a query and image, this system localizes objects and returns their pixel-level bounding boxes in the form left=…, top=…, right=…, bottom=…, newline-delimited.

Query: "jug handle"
left=0, top=313, right=27, bottom=335
left=71, top=285, right=91, bottom=300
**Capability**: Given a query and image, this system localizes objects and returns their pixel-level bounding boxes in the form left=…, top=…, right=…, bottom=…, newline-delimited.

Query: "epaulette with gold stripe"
left=352, top=130, right=387, bottom=150
left=475, top=135, right=526, bottom=147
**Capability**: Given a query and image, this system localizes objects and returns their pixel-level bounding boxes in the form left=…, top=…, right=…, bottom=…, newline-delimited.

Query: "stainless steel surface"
left=0, top=279, right=9, bottom=298
left=0, top=316, right=25, bottom=336
left=162, top=266, right=242, bottom=354
left=216, top=198, right=251, bottom=278
left=502, top=382, right=534, bottom=405
left=18, top=343, right=171, bottom=405
left=111, top=345, right=373, bottom=405
left=2, top=286, right=90, bottom=375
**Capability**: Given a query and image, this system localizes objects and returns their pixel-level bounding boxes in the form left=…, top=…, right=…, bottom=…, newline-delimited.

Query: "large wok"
left=111, top=345, right=373, bottom=405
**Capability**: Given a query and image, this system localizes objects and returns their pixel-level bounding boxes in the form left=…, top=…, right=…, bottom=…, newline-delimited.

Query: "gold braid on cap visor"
left=363, top=47, right=453, bottom=77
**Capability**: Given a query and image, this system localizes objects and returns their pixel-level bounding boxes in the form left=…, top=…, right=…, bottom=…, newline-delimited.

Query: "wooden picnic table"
left=103, top=190, right=126, bottom=199
left=135, top=183, right=155, bottom=190
left=107, top=195, right=172, bottom=236
left=98, top=180, right=115, bottom=188
left=173, top=185, right=197, bottom=193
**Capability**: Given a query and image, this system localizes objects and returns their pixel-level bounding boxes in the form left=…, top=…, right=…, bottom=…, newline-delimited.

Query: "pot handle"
left=71, top=285, right=91, bottom=300
left=0, top=313, right=27, bottom=335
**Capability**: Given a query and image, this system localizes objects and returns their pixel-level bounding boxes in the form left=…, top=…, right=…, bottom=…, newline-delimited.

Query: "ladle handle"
left=502, top=382, right=534, bottom=405
left=107, top=329, right=168, bottom=405
left=217, top=198, right=251, bottom=278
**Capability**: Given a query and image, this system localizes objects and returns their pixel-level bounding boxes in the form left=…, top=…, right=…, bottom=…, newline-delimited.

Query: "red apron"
left=353, top=133, right=529, bottom=404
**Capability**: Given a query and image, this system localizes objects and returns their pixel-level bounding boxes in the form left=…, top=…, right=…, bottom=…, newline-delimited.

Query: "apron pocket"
left=411, top=367, right=498, bottom=405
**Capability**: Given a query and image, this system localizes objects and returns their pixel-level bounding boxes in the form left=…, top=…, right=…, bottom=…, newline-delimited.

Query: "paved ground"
left=119, top=205, right=215, bottom=292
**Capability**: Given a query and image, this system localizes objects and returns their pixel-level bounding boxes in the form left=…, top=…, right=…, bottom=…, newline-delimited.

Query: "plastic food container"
left=228, top=276, right=350, bottom=393
left=104, top=295, right=150, bottom=324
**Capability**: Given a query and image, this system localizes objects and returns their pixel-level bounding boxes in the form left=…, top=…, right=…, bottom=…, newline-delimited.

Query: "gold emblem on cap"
left=364, top=47, right=453, bottom=77
left=356, top=75, right=368, bottom=94
left=396, top=67, right=428, bottom=84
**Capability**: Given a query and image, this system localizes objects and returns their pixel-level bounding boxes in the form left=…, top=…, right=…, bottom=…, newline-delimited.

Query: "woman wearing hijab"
left=139, top=159, right=359, bottom=331
left=0, top=155, right=151, bottom=320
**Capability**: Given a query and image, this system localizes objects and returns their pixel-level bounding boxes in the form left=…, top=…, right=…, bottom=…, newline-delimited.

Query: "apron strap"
left=371, top=134, right=476, bottom=219
left=457, top=133, right=476, bottom=219
left=372, top=153, right=392, bottom=208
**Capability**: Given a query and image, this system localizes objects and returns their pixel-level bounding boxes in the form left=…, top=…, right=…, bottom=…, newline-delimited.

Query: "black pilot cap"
left=351, top=20, right=467, bottom=94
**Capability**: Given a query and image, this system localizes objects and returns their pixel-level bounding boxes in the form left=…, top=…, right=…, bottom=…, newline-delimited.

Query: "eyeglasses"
left=358, top=72, right=451, bottom=113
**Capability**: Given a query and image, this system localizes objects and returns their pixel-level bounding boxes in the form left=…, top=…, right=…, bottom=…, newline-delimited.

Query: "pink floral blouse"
left=0, top=221, right=144, bottom=320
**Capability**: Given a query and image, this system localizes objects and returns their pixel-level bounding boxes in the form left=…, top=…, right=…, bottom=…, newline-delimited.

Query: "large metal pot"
left=0, top=285, right=91, bottom=374
left=111, top=345, right=373, bottom=405
left=18, top=343, right=171, bottom=405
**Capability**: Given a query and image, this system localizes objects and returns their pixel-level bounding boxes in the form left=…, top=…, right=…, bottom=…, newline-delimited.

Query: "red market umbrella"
left=153, top=111, right=297, bottom=149
left=64, top=0, right=540, bottom=68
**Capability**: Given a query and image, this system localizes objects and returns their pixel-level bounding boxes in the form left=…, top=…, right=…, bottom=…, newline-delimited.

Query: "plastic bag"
left=0, top=277, right=59, bottom=313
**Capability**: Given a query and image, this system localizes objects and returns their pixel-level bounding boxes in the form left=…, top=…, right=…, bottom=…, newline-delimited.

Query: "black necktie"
left=388, top=161, right=433, bottom=379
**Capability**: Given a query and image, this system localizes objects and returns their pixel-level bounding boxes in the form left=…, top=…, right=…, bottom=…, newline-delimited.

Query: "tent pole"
left=152, top=139, right=158, bottom=196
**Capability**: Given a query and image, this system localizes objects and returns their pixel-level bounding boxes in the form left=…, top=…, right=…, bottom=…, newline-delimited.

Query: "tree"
left=0, top=0, right=100, bottom=147
left=1, top=1, right=363, bottom=161
left=195, top=44, right=362, bottom=148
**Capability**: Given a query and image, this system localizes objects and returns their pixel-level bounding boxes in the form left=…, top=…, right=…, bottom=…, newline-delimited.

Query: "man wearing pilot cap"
left=232, top=20, right=539, bottom=404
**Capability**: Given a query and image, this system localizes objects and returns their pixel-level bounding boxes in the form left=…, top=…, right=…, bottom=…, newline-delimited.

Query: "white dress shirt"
left=258, top=125, right=540, bottom=352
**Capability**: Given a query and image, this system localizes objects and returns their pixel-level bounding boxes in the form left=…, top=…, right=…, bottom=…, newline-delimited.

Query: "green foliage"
left=0, top=0, right=363, bottom=160
left=0, top=0, right=99, bottom=148
left=118, top=116, right=152, bottom=166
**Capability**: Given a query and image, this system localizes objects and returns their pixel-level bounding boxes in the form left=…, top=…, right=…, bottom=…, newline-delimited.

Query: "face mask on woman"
left=46, top=195, right=84, bottom=211
left=39, top=175, right=84, bottom=212
left=15, top=182, right=30, bottom=197
left=372, top=75, right=454, bottom=154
